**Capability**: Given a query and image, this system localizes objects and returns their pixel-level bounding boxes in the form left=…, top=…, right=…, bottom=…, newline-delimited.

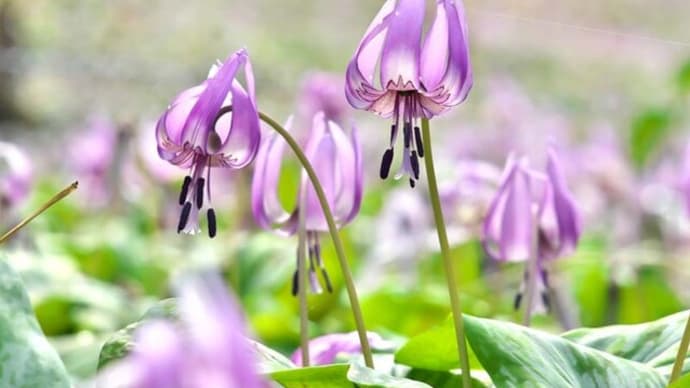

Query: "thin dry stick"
left=0, top=181, right=78, bottom=245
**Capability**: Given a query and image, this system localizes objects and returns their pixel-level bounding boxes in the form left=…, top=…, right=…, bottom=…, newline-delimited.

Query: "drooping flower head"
left=299, top=72, right=349, bottom=125
left=96, top=273, right=267, bottom=388
left=252, top=113, right=363, bottom=294
left=483, top=147, right=580, bottom=311
left=0, top=141, right=32, bottom=209
left=291, top=332, right=393, bottom=366
left=156, top=49, right=260, bottom=238
left=346, top=0, right=472, bottom=186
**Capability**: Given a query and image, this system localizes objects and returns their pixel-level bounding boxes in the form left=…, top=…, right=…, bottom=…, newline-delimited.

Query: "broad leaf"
left=0, top=259, right=71, bottom=387
left=464, top=315, right=665, bottom=387
left=563, top=310, right=690, bottom=378
left=405, top=369, right=490, bottom=388
left=270, top=363, right=431, bottom=388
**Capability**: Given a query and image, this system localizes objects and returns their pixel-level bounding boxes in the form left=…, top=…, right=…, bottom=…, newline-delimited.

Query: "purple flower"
left=252, top=113, right=363, bottom=294
left=290, top=332, right=392, bottom=366
left=346, top=0, right=472, bottom=186
left=299, top=72, right=349, bottom=125
left=0, top=141, right=31, bottom=208
left=483, top=147, right=580, bottom=310
left=156, top=49, right=260, bottom=238
left=97, top=273, right=267, bottom=388
left=68, top=115, right=118, bottom=206
left=680, top=143, right=690, bottom=217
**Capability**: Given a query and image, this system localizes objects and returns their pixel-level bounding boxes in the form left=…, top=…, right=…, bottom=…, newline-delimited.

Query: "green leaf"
left=629, top=108, right=673, bottom=168
left=464, top=315, right=665, bottom=387
left=405, top=369, right=490, bottom=388
left=669, top=372, right=690, bottom=388
left=251, top=340, right=296, bottom=374
left=563, top=310, right=690, bottom=378
left=0, top=259, right=71, bottom=387
left=394, top=316, right=481, bottom=371
left=97, top=298, right=177, bottom=369
left=676, top=60, right=690, bottom=95
left=269, top=363, right=431, bottom=388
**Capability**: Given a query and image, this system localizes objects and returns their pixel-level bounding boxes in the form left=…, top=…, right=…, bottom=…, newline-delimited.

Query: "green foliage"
left=0, top=259, right=71, bottom=387
left=269, top=363, right=432, bottom=388
left=676, top=59, right=690, bottom=95
left=629, top=108, right=673, bottom=168
left=463, top=315, right=665, bottom=387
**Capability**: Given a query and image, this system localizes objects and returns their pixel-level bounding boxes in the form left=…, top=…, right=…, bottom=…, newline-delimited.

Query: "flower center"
left=379, top=92, right=425, bottom=188
left=291, top=232, right=333, bottom=296
left=176, top=155, right=217, bottom=238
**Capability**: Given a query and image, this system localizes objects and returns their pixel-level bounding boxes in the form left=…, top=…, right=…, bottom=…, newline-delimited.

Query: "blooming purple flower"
left=291, top=332, right=392, bottom=366
left=483, top=147, right=580, bottom=310
left=156, top=49, right=260, bottom=238
left=299, top=72, right=349, bottom=125
left=252, top=112, right=363, bottom=294
left=0, top=141, right=31, bottom=208
left=96, top=273, right=267, bottom=388
left=68, top=115, right=118, bottom=206
left=346, top=0, right=472, bottom=186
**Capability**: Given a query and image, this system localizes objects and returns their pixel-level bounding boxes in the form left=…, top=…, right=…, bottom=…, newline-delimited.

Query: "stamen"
left=409, top=178, right=416, bottom=188
left=514, top=293, right=523, bottom=310
left=178, top=176, right=192, bottom=205
left=414, top=126, right=424, bottom=158
left=403, top=123, right=412, bottom=148
left=309, top=269, right=322, bottom=294
left=541, top=292, right=551, bottom=311
left=313, top=239, right=333, bottom=293
left=207, top=208, right=217, bottom=238
left=389, top=124, right=397, bottom=145
left=380, top=148, right=394, bottom=179
left=177, top=202, right=192, bottom=233
left=291, top=270, right=299, bottom=296
left=410, top=150, right=420, bottom=180
left=196, top=178, right=205, bottom=209
left=321, top=270, right=333, bottom=293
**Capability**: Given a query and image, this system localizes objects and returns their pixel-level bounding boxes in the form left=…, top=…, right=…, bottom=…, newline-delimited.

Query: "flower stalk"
left=522, top=214, right=540, bottom=327
left=421, top=118, right=471, bottom=388
left=0, top=181, right=78, bottom=245
left=256, top=110, right=374, bottom=369
left=296, top=192, right=311, bottom=367
left=670, top=312, right=690, bottom=384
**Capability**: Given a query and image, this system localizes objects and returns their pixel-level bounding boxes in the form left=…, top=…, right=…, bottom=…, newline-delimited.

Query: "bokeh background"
left=1, top=0, right=690, bottom=382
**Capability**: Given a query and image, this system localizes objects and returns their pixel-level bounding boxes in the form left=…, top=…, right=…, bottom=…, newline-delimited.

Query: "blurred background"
left=1, top=0, right=690, bottom=382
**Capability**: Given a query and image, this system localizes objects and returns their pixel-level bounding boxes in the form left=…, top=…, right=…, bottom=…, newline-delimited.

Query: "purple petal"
left=420, top=0, right=472, bottom=106
left=345, top=0, right=396, bottom=110
left=290, top=332, right=389, bottom=366
left=0, top=141, right=32, bottom=206
left=379, top=0, right=425, bottom=90
left=251, top=118, right=298, bottom=236
left=213, top=79, right=261, bottom=168
left=543, top=147, right=581, bottom=258
left=302, top=113, right=335, bottom=231
left=342, top=124, right=364, bottom=224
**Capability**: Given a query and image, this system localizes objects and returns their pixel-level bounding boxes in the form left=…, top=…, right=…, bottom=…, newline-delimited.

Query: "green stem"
left=296, top=194, right=310, bottom=367
left=522, top=215, right=540, bottom=327
left=258, top=111, right=374, bottom=369
left=421, top=118, right=471, bottom=388
left=669, top=312, right=690, bottom=384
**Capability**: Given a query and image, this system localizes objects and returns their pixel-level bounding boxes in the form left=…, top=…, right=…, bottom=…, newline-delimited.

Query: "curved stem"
left=522, top=216, right=540, bottom=327
left=421, top=118, right=471, bottom=388
left=296, top=193, right=310, bottom=367
left=670, top=312, right=690, bottom=384
left=258, top=111, right=374, bottom=369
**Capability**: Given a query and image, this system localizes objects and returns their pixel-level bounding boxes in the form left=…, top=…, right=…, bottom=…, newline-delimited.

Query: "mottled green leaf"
left=0, top=259, right=71, bottom=387
left=464, top=315, right=665, bottom=387
left=563, top=310, right=690, bottom=378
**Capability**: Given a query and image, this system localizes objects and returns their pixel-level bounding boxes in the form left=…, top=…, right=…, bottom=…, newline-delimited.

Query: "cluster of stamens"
left=379, top=92, right=425, bottom=188
left=177, top=160, right=217, bottom=238
left=291, top=232, right=333, bottom=296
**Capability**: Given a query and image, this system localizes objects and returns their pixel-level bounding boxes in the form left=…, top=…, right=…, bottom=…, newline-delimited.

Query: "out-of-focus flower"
left=68, top=115, right=118, bottom=205
left=156, top=49, right=260, bottom=237
left=680, top=143, right=690, bottom=216
left=345, top=0, right=472, bottom=186
left=299, top=72, right=349, bottom=125
left=291, top=332, right=393, bottom=366
left=0, top=141, right=31, bottom=208
left=252, top=113, right=363, bottom=294
left=96, top=273, right=267, bottom=388
left=483, top=147, right=580, bottom=312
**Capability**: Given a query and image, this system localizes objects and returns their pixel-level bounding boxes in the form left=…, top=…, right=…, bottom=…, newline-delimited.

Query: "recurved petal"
left=328, top=120, right=359, bottom=225
left=302, top=113, right=335, bottom=231
left=213, top=80, right=261, bottom=169
left=340, top=124, right=364, bottom=225
left=345, top=0, right=395, bottom=110
left=251, top=118, right=298, bottom=236
left=380, top=0, right=425, bottom=90
left=545, top=147, right=581, bottom=257
left=420, top=0, right=472, bottom=107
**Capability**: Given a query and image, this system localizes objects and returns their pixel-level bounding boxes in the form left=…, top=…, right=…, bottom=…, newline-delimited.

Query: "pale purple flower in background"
left=0, top=141, right=31, bottom=208
left=291, top=332, right=392, bottom=366
left=156, top=48, right=260, bottom=238
left=680, top=143, right=690, bottom=216
left=299, top=72, right=349, bottom=125
left=252, top=113, right=363, bottom=294
left=68, top=115, right=118, bottom=206
left=483, top=147, right=580, bottom=312
left=346, top=0, right=472, bottom=186
left=96, top=273, right=267, bottom=388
